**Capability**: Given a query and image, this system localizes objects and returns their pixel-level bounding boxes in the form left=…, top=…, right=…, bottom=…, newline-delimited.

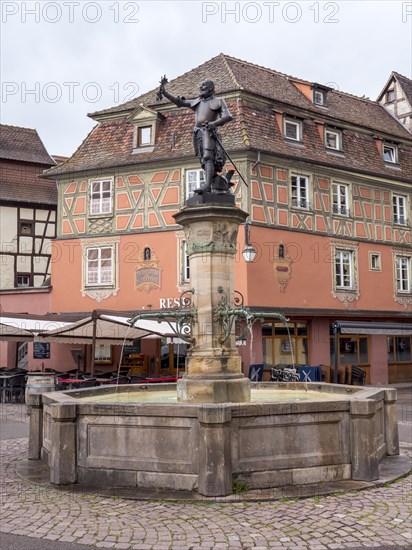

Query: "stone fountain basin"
left=28, top=383, right=399, bottom=497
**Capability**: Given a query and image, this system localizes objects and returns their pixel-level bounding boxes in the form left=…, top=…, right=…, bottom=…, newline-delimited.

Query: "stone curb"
left=15, top=453, right=411, bottom=503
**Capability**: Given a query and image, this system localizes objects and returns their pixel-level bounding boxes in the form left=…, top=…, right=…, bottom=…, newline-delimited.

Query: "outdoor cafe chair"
left=4, top=374, right=26, bottom=403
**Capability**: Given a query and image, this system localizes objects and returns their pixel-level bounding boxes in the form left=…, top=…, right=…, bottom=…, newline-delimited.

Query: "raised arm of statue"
left=157, top=75, right=192, bottom=108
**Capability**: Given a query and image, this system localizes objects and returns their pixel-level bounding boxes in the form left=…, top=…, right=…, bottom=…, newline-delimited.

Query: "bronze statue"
left=158, top=76, right=234, bottom=194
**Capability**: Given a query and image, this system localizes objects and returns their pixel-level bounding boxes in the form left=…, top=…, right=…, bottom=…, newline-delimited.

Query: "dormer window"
left=383, top=143, right=398, bottom=163
left=313, top=89, right=325, bottom=106
left=138, top=126, right=152, bottom=147
left=325, top=128, right=342, bottom=151
left=130, top=105, right=163, bottom=153
left=284, top=117, right=302, bottom=142
left=312, top=85, right=329, bottom=106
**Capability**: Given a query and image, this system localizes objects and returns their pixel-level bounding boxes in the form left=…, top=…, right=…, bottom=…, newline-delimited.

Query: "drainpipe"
left=91, top=310, right=98, bottom=377
left=333, top=322, right=339, bottom=383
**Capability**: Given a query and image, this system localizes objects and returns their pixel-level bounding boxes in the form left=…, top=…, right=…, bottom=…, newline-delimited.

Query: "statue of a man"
left=158, top=77, right=233, bottom=194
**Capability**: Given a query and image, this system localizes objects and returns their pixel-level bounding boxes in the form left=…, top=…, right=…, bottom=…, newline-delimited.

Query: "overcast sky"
left=1, top=0, right=411, bottom=157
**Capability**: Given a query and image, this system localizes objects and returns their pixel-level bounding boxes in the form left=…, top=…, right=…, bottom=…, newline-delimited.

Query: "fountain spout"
left=128, top=289, right=196, bottom=344
left=213, top=286, right=288, bottom=344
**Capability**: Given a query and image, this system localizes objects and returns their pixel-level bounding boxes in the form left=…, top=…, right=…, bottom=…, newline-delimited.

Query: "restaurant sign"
left=135, top=246, right=161, bottom=292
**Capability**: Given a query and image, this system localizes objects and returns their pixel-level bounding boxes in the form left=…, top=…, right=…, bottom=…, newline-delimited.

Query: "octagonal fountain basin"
left=28, top=382, right=400, bottom=497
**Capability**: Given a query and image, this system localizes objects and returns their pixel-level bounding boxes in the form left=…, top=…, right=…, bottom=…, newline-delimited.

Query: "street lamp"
left=242, top=221, right=257, bottom=263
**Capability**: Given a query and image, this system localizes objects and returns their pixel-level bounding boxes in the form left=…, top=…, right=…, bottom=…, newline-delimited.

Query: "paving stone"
left=1, top=435, right=412, bottom=550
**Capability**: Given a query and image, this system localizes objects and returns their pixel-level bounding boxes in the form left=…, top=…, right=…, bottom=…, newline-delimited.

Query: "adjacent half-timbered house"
left=45, top=54, right=412, bottom=383
left=378, top=72, right=412, bottom=134
left=0, top=125, right=57, bottom=368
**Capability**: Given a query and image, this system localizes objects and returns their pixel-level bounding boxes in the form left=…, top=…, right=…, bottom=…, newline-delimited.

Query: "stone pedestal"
left=350, top=399, right=379, bottom=481
left=174, top=203, right=251, bottom=403
left=49, top=403, right=77, bottom=485
left=27, top=393, right=43, bottom=460
left=384, top=388, right=400, bottom=456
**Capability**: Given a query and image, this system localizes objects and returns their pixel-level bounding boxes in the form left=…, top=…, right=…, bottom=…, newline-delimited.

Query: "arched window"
left=144, top=247, right=151, bottom=261
left=279, top=244, right=285, bottom=259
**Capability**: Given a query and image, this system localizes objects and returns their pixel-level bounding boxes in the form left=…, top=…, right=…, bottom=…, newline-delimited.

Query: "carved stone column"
left=174, top=203, right=251, bottom=403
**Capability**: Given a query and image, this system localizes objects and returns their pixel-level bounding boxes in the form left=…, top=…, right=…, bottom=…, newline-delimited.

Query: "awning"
left=35, top=316, right=149, bottom=345
left=335, top=321, right=412, bottom=336
left=0, top=316, right=72, bottom=341
left=101, top=315, right=178, bottom=339
left=0, top=313, right=179, bottom=344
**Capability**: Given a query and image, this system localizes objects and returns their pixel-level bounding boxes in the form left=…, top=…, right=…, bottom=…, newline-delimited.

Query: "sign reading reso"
left=159, top=298, right=181, bottom=309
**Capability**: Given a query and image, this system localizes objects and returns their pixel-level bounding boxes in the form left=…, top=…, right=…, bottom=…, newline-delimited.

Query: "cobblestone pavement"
left=1, top=435, right=411, bottom=550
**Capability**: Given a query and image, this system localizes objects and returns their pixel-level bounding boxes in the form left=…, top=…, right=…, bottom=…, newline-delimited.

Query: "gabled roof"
left=90, top=53, right=410, bottom=139
left=44, top=54, right=412, bottom=180
left=0, top=125, right=57, bottom=205
left=394, top=72, right=412, bottom=105
left=0, top=125, right=56, bottom=165
left=377, top=71, right=412, bottom=105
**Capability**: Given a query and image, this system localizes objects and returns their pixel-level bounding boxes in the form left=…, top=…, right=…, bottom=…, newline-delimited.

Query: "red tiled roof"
left=0, top=124, right=56, bottom=165
left=44, top=54, right=412, bottom=180
left=0, top=125, right=57, bottom=204
left=90, top=54, right=411, bottom=139
left=0, top=160, right=58, bottom=204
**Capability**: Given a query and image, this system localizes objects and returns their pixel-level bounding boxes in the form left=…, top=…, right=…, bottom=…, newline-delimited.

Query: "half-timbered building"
left=378, top=72, right=412, bottom=134
left=0, top=125, right=57, bottom=368
left=44, top=54, right=412, bottom=383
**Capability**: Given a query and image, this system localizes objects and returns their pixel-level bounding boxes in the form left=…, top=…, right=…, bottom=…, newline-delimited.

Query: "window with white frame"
left=393, top=194, right=407, bottom=225
left=369, top=252, right=381, bottom=271
left=137, top=126, right=152, bottom=147
left=332, top=182, right=350, bottom=216
left=284, top=118, right=302, bottom=141
left=185, top=169, right=205, bottom=199
left=325, top=128, right=342, bottom=151
left=182, top=240, right=190, bottom=283
left=16, top=274, right=32, bottom=287
left=90, top=179, right=112, bottom=215
left=395, top=256, right=411, bottom=293
left=86, top=246, right=114, bottom=286
left=383, top=143, right=398, bottom=163
left=291, top=175, right=309, bottom=209
left=335, top=250, right=354, bottom=289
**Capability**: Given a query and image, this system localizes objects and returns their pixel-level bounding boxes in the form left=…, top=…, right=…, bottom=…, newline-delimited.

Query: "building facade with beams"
left=44, top=54, right=412, bottom=383
left=0, top=125, right=58, bottom=369
left=378, top=71, right=412, bottom=134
